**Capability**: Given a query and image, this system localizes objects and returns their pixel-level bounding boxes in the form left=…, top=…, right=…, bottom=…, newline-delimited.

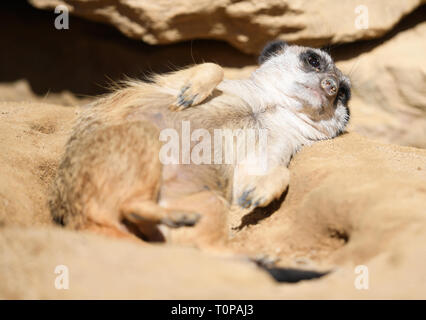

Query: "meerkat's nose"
left=321, top=76, right=338, bottom=97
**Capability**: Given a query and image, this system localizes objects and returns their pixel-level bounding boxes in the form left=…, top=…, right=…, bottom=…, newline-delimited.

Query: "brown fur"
left=50, top=63, right=236, bottom=245
left=50, top=61, right=294, bottom=246
left=51, top=48, right=355, bottom=249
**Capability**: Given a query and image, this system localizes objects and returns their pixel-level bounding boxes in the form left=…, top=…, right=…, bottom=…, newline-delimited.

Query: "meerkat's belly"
left=124, top=91, right=255, bottom=207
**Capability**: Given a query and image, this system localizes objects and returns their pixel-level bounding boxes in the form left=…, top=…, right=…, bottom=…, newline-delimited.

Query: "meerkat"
left=50, top=40, right=351, bottom=245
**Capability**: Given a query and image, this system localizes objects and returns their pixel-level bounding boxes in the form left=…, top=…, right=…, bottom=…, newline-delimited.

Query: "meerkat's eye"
left=307, top=53, right=321, bottom=69
left=300, top=50, right=323, bottom=72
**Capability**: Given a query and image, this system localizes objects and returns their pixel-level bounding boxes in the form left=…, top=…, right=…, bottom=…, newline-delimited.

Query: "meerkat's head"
left=255, top=40, right=351, bottom=136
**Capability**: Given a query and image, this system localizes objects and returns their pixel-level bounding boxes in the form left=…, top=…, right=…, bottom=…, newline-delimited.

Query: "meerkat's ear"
left=258, top=40, right=289, bottom=64
left=320, top=45, right=332, bottom=54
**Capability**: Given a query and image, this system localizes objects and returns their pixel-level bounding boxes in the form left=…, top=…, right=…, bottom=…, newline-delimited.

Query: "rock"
left=5, top=2, right=425, bottom=148
left=0, top=2, right=256, bottom=97
left=0, top=101, right=425, bottom=298
left=28, top=0, right=424, bottom=54
left=338, top=21, right=426, bottom=148
left=0, top=80, right=91, bottom=107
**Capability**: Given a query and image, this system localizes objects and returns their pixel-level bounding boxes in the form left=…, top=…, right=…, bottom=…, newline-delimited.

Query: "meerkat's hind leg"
left=154, top=63, right=224, bottom=111
left=121, top=199, right=201, bottom=241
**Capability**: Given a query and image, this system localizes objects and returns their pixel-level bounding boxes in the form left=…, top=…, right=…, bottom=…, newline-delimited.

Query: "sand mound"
left=1, top=101, right=425, bottom=299
left=0, top=101, right=77, bottom=227
left=0, top=227, right=279, bottom=299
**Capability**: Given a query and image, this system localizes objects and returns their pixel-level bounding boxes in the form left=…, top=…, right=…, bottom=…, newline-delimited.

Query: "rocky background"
left=3, top=0, right=426, bottom=147
left=0, top=1, right=425, bottom=299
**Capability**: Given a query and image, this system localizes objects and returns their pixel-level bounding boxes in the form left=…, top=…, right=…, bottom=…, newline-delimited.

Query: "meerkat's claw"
left=236, top=184, right=283, bottom=210
left=237, top=187, right=256, bottom=209
left=167, top=63, right=224, bottom=112
left=174, top=85, right=199, bottom=110
left=170, top=83, right=205, bottom=111
left=236, top=184, right=272, bottom=210
left=234, top=166, right=290, bottom=210
left=161, top=211, right=201, bottom=228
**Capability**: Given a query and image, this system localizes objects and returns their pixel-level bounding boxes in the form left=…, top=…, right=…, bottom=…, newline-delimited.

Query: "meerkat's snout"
left=321, top=76, right=338, bottom=97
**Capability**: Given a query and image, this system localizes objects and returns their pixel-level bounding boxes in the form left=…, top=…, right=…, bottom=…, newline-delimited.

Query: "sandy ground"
left=0, top=101, right=425, bottom=299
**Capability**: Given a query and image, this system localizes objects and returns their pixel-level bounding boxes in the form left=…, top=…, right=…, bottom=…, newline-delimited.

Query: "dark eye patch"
left=336, top=83, right=351, bottom=105
left=300, top=50, right=323, bottom=71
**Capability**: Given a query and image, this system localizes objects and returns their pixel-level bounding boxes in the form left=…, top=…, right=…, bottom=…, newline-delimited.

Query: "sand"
left=0, top=101, right=425, bottom=299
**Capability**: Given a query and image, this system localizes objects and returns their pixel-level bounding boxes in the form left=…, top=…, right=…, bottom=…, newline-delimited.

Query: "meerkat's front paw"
left=169, top=63, right=224, bottom=111
left=233, top=166, right=290, bottom=210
